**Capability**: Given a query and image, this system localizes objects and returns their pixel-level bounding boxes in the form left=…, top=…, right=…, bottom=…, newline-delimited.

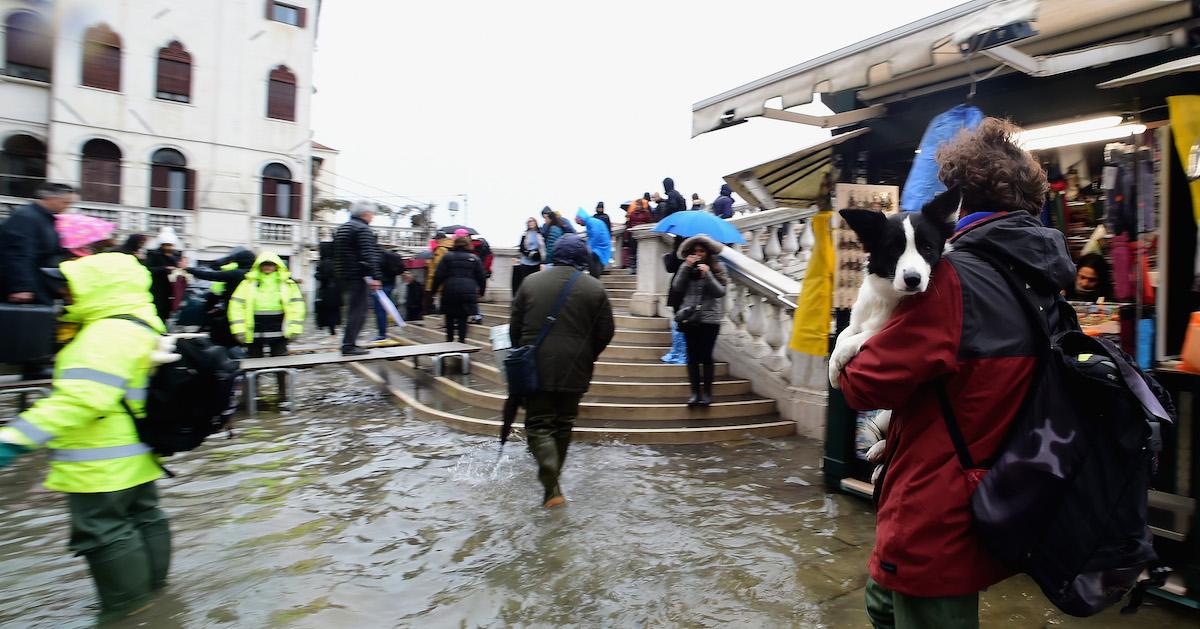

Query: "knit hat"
left=453, top=228, right=470, bottom=238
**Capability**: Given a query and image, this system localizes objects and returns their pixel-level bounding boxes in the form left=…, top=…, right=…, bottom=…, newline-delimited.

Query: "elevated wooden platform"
left=240, top=342, right=477, bottom=371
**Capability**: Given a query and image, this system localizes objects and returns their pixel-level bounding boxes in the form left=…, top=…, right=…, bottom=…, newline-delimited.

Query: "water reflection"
left=0, top=366, right=1194, bottom=628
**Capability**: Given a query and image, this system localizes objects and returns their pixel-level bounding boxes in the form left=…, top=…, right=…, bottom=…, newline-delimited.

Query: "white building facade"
left=0, top=0, right=325, bottom=275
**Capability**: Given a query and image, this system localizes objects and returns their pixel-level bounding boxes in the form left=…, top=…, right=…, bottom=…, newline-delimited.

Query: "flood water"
left=1, top=365, right=1196, bottom=628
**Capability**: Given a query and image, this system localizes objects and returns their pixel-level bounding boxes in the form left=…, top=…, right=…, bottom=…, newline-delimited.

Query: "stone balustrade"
left=627, top=206, right=830, bottom=439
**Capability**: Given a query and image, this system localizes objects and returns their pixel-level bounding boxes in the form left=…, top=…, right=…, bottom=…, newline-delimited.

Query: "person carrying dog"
left=837, top=118, right=1075, bottom=628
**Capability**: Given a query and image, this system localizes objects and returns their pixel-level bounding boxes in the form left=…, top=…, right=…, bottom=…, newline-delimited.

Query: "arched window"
left=80, top=139, right=122, bottom=203
left=4, top=11, right=51, bottom=82
left=266, top=65, right=296, bottom=121
left=82, top=24, right=121, bottom=91
left=261, top=162, right=299, bottom=218
left=150, top=148, right=193, bottom=210
left=0, top=134, right=47, bottom=198
left=155, top=41, right=191, bottom=103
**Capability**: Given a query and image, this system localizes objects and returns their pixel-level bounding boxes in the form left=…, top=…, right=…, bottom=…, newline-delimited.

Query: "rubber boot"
left=686, top=363, right=701, bottom=407
left=699, top=362, right=714, bottom=407
left=141, top=521, right=172, bottom=590
left=86, top=537, right=154, bottom=623
left=527, top=431, right=562, bottom=506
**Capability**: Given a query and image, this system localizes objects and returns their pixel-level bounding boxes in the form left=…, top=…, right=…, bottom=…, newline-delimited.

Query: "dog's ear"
left=921, top=186, right=961, bottom=239
left=839, top=209, right=888, bottom=253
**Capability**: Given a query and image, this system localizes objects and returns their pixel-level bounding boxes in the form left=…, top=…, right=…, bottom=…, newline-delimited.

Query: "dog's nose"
left=903, top=272, right=921, bottom=289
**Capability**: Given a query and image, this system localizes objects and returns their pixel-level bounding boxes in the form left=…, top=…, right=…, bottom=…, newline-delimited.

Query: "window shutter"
left=83, top=42, right=121, bottom=91
left=266, top=0, right=273, bottom=19
left=149, top=165, right=168, bottom=208
left=82, top=157, right=120, bottom=203
left=298, top=8, right=307, bottom=27
left=289, top=181, right=301, bottom=219
left=261, top=177, right=275, bottom=216
left=156, top=43, right=192, bottom=101
left=184, top=169, right=196, bottom=210
left=6, top=13, right=52, bottom=72
left=267, top=80, right=296, bottom=121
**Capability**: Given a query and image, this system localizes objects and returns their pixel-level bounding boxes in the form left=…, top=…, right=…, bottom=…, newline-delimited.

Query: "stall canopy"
left=723, top=128, right=868, bottom=210
left=1098, top=55, right=1200, bottom=89
left=692, top=0, right=1191, bottom=137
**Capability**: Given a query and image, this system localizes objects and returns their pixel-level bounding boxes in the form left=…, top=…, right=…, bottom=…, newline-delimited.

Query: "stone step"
left=426, top=313, right=672, bottom=346
left=350, top=364, right=794, bottom=444
left=381, top=360, right=779, bottom=421
left=604, top=288, right=635, bottom=300
left=404, top=321, right=669, bottom=359
left=479, top=302, right=667, bottom=330
left=464, top=360, right=753, bottom=398
left=394, top=326, right=728, bottom=378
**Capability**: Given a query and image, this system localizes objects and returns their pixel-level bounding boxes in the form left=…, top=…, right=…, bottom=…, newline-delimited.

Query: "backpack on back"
left=944, top=252, right=1173, bottom=617
left=116, top=316, right=245, bottom=457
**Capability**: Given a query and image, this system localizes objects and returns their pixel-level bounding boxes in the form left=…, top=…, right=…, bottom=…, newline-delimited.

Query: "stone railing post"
left=630, top=228, right=671, bottom=317
left=485, top=247, right=517, bottom=304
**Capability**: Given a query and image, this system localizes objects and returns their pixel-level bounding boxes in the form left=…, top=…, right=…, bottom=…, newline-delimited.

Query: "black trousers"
left=682, top=323, right=720, bottom=392
left=512, top=264, right=540, bottom=294
left=341, top=280, right=369, bottom=352
left=445, top=315, right=469, bottom=343
left=525, top=391, right=583, bottom=502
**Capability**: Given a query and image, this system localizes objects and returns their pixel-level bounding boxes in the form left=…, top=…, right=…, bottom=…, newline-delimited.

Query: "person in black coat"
left=430, top=236, right=485, bottom=343
left=314, top=242, right=342, bottom=335
left=0, top=183, right=73, bottom=304
left=186, top=247, right=256, bottom=346
left=401, top=271, right=424, bottom=322
left=144, top=242, right=182, bottom=323
left=374, top=250, right=406, bottom=339
left=593, top=202, right=612, bottom=231
left=662, top=177, right=687, bottom=218
left=333, top=203, right=383, bottom=355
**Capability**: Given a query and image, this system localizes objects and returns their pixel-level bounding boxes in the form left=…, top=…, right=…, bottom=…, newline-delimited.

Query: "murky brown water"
left=1, top=365, right=1196, bottom=628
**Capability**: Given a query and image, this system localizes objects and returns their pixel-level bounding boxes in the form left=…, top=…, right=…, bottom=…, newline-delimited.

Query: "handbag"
left=673, top=304, right=703, bottom=326
left=504, top=270, right=583, bottom=397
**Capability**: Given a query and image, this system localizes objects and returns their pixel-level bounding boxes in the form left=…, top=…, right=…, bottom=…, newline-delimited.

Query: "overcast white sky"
left=311, top=0, right=964, bottom=240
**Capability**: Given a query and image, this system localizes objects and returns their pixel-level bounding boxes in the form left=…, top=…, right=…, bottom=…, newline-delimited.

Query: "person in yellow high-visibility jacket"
left=228, top=252, right=304, bottom=358
left=0, top=252, right=170, bottom=623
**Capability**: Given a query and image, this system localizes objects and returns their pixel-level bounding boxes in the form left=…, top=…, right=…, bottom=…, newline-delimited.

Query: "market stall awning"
left=723, top=128, right=868, bottom=210
left=692, top=0, right=1191, bottom=137
left=1098, top=55, right=1200, bottom=89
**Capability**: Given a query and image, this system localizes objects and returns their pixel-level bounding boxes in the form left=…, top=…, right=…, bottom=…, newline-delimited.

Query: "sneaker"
left=341, top=347, right=370, bottom=356
left=371, top=336, right=387, bottom=342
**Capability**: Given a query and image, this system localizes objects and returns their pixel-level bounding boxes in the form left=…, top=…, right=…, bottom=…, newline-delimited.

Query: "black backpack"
left=943, top=252, right=1173, bottom=617
left=115, top=316, right=245, bottom=458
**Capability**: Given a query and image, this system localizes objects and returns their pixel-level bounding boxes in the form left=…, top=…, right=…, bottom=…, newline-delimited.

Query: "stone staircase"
left=362, top=272, right=797, bottom=444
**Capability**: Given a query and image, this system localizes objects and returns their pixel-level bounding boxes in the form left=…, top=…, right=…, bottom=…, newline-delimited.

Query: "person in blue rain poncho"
left=574, top=208, right=611, bottom=278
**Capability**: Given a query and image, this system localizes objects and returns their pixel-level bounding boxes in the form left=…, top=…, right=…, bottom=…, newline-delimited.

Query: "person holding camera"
left=670, top=235, right=727, bottom=407
left=513, top=217, right=544, bottom=294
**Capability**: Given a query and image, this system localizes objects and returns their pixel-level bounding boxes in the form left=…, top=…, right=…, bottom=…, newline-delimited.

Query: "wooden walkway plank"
left=240, top=342, right=477, bottom=371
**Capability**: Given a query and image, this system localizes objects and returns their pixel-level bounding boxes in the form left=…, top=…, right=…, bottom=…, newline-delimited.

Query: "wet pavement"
left=1, top=360, right=1197, bottom=628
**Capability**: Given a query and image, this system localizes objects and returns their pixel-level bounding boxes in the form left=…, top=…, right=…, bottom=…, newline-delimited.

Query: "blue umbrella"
left=652, top=210, right=746, bottom=244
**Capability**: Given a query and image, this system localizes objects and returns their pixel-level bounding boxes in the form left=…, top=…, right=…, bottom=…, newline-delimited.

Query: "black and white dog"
left=828, top=188, right=961, bottom=464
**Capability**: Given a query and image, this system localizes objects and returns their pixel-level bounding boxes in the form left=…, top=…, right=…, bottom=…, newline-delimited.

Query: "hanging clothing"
left=790, top=212, right=834, bottom=355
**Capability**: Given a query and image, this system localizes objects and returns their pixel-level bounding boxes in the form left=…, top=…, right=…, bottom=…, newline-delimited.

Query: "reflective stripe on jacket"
left=0, top=253, right=163, bottom=493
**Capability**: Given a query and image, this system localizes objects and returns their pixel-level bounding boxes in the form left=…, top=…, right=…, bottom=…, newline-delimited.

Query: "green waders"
left=524, top=392, right=582, bottom=504
left=68, top=481, right=171, bottom=622
left=865, top=577, right=979, bottom=629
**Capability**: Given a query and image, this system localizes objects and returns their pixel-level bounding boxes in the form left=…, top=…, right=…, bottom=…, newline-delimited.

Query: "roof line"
left=692, top=0, right=1002, bottom=111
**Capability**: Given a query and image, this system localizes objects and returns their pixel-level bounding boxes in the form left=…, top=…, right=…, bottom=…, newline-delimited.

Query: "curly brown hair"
left=936, top=117, right=1048, bottom=214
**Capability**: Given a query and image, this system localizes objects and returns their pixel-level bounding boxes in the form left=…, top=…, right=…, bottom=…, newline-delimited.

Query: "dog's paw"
left=865, top=438, right=887, bottom=464
left=871, top=464, right=884, bottom=485
left=828, top=363, right=842, bottom=389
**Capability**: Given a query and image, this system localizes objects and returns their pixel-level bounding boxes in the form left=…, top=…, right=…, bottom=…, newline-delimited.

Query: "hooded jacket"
left=662, top=178, right=687, bottom=218
left=430, top=244, right=485, bottom=318
left=839, top=211, right=1075, bottom=598
left=624, top=199, right=654, bottom=233
left=712, top=184, right=735, bottom=219
left=0, top=253, right=164, bottom=493
left=229, top=252, right=305, bottom=342
left=671, top=235, right=728, bottom=324
left=510, top=234, right=615, bottom=393
left=575, top=208, right=612, bottom=267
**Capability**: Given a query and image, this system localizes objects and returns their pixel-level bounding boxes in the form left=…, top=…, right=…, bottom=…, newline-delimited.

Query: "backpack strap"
left=533, top=270, right=583, bottom=348
left=936, top=381, right=977, bottom=470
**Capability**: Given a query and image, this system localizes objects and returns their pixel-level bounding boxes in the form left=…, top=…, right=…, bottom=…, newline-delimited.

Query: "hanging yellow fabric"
left=789, top=211, right=834, bottom=356
left=1167, top=95, right=1200, bottom=223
